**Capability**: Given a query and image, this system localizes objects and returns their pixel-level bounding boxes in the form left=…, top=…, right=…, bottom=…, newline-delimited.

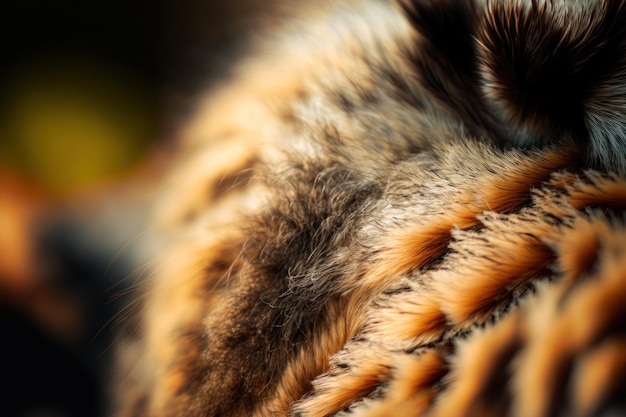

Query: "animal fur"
left=114, top=1, right=626, bottom=416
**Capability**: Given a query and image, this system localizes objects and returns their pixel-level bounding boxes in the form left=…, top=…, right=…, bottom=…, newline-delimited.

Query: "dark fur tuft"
left=476, top=0, right=626, bottom=148
left=401, top=0, right=626, bottom=172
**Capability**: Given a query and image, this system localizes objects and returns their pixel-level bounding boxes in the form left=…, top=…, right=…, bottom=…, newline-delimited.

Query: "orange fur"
left=113, top=1, right=626, bottom=416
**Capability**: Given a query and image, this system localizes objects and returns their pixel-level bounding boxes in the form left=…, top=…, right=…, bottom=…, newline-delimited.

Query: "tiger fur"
left=114, top=0, right=626, bottom=416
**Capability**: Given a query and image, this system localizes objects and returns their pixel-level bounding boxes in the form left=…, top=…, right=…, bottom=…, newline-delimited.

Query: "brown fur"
left=114, top=1, right=626, bottom=416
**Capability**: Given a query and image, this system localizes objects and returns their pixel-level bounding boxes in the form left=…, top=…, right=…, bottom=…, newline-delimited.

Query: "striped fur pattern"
left=115, top=1, right=626, bottom=416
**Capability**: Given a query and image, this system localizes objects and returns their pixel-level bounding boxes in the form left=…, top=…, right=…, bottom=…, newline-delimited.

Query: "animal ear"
left=475, top=0, right=626, bottom=151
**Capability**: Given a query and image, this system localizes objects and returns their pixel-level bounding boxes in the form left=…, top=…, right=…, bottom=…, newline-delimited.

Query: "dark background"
left=0, top=0, right=282, bottom=190
left=0, top=1, right=287, bottom=416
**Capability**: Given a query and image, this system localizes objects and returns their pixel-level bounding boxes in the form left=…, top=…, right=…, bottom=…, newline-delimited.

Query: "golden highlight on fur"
left=114, top=1, right=626, bottom=416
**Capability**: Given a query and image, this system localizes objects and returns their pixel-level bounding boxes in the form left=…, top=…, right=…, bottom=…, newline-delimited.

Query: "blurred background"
left=0, top=1, right=288, bottom=416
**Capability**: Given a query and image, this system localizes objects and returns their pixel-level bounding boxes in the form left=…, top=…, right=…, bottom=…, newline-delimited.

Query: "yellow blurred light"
left=0, top=56, right=156, bottom=192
